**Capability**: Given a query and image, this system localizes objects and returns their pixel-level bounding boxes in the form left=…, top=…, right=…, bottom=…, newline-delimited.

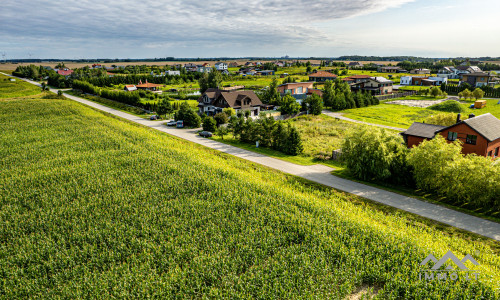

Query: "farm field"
left=342, top=99, right=500, bottom=128
left=0, top=74, right=42, bottom=98
left=1, top=94, right=500, bottom=298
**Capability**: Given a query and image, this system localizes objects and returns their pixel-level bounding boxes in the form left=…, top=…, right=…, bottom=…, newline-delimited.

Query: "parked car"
left=150, top=115, right=159, bottom=120
left=167, top=120, right=177, bottom=126
left=199, top=131, right=213, bottom=138
left=176, top=120, right=184, bottom=128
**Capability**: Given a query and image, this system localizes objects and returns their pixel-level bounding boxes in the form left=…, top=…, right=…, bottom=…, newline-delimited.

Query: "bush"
left=427, top=100, right=464, bottom=113
left=175, top=102, right=201, bottom=127
left=202, top=117, right=217, bottom=132
left=424, top=113, right=462, bottom=126
left=341, top=127, right=412, bottom=184
left=408, top=136, right=500, bottom=211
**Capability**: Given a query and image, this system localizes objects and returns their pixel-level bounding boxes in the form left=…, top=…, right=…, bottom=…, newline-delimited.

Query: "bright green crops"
left=0, top=97, right=499, bottom=299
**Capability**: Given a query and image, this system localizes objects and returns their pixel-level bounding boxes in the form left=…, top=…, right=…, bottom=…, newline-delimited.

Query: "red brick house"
left=402, top=113, right=500, bottom=158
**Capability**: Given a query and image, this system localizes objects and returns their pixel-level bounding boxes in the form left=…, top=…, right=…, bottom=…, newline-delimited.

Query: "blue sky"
left=1, top=0, right=499, bottom=59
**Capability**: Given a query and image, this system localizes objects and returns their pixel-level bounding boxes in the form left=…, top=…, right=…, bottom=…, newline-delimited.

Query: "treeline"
left=441, top=83, right=500, bottom=98
left=322, top=79, right=379, bottom=110
left=82, top=73, right=202, bottom=87
left=341, top=127, right=500, bottom=215
left=12, top=65, right=50, bottom=79
left=73, top=80, right=140, bottom=106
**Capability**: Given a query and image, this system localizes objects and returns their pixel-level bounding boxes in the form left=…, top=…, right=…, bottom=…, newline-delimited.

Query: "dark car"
left=150, top=115, right=159, bottom=120
left=167, top=120, right=177, bottom=126
left=199, top=131, right=213, bottom=138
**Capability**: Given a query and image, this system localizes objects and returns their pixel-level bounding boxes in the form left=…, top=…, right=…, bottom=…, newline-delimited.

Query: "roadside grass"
left=0, top=69, right=14, bottom=74
left=332, top=168, right=500, bottom=224
left=385, top=95, right=446, bottom=101
left=0, top=74, right=42, bottom=98
left=342, top=99, right=500, bottom=128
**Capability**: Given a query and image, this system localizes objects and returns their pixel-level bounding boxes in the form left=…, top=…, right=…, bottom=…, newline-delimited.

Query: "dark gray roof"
left=463, top=113, right=500, bottom=142
left=402, top=122, right=446, bottom=139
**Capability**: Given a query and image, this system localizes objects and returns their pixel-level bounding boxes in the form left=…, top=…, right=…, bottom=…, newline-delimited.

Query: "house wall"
left=438, top=123, right=489, bottom=156
left=400, top=76, right=412, bottom=85
left=486, top=138, right=500, bottom=158
left=278, top=83, right=314, bottom=95
left=406, top=135, right=428, bottom=148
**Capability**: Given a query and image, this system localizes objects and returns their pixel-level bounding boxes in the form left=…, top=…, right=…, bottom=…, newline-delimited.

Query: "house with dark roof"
left=351, top=77, right=393, bottom=95
left=460, top=72, right=496, bottom=87
left=402, top=113, right=500, bottom=157
left=308, top=71, right=338, bottom=82
left=198, top=88, right=263, bottom=117
left=342, top=75, right=372, bottom=85
left=348, top=62, right=363, bottom=69
left=378, top=66, right=406, bottom=73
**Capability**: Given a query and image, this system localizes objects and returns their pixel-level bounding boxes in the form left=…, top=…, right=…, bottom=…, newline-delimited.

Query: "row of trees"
left=72, top=80, right=141, bottom=105
left=458, top=88, right=485, bottom=100
left=323, top=79, right=379, bottom=110
left=441, top=83, right=500, bottom=98
left=341, top=128, right=500, bottom=212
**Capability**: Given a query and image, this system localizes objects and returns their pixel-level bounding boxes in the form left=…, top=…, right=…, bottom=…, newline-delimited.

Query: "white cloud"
left=0, top=0, right=415, bottom=57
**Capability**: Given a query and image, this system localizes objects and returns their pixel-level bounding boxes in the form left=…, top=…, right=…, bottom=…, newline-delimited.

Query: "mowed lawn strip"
left=0, top=74, right=42, bottom=98
left=0, top=96, right=499, bottom=298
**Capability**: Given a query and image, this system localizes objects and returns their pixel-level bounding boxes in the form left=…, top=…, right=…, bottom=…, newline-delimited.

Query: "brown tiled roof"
left=462, top=72, right=492, bottom=77
left=346, top=75, right=372, bottom=79
left=309, top=71, right=337, bottom=78
left=136, top=82, right=163, bottom=88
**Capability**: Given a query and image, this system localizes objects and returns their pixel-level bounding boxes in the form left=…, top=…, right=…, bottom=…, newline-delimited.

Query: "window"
left=466, top=134, right=477, bottom=145
left=447, top=131, right=458, bottom=141
left=297, top=87, right=303, bottom=94
left=495, top=147, right=499, bottom=157
left=488, top=151, right=493, bottom=157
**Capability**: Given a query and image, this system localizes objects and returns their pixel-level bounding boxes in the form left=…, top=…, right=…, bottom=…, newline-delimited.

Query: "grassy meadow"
left=1, top=92, right=500, bottom=298
left=342, top=98, right=500, bottom=128
left=0, top=74, right=41, bottom=98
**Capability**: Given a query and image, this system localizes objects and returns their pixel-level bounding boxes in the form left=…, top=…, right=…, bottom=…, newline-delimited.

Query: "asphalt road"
left=4, top=73, right=500, bottom=241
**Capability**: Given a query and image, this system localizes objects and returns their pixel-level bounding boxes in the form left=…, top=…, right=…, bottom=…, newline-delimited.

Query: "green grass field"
left=0, top=74, right=41, bottom=98
left=342, top=99, right=500, bottom=128
left=1, top=93, right=499, bottom=298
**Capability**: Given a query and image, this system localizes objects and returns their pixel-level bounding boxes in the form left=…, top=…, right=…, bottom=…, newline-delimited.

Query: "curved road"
left=4, top=73, right=500, bottom=241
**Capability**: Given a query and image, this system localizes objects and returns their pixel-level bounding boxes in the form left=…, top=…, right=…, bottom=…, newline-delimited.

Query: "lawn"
left=2, top=94, right=499, bottom=298
left=0, top=74, right=42, bottom=98
left=342, top=99, right=500, bottom=128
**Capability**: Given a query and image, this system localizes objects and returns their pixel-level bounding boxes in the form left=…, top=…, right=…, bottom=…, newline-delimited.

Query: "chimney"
left=456, top=113, right=461, bottom=123
left=469, top=113, right=475, bottom=119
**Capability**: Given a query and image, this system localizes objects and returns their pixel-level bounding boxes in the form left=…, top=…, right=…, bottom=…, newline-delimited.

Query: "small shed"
left=474, top=100, right=487, bottom=109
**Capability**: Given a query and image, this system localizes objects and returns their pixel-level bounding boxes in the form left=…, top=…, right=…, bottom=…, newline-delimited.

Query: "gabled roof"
left=136, top=82, right=162, bottom=88
left=373, top=77, right=393, bottom=83
left=198, top=88, right=263, bottom=108
left=437, top=113, right=500, bottom=142
left=346, top=75, right=371, bottom=79
left=309, top=71, right=337, bottom=78
left=277, top=82, right=315, bottom=88
left=57, top=69, right=73, bottom=76
left=402, top=123, right=446, bottom=139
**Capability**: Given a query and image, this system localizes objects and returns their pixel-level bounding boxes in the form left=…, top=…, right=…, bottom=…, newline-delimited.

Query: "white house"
left=215, top=62, right=228, bottom=71
left=166, top=70, right=180, bottom=76
left=400, top=76, right=412, bottom=85
left=428, top=77, right=447, bottom=85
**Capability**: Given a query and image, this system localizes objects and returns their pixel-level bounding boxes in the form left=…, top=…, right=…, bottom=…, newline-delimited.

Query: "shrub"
left=428, top=100, right=463, bottom=113
left=424, top=113, right=462, bottom=126
left=202, top=117, right=217, bottom=132
left=341, top=127, right=412, bottom=184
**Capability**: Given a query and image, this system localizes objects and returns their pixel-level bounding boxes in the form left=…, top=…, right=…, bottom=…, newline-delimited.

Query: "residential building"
left=351, top=77, right=393, bottom=95
left=461, top=72, right=495, bottom=87
left=378, top=66, right=404, bottom=73
left=402, top=113, right=500, bottom=157
left=198, top=66, right=212, bottom=73
left=166, top=70, right=180, bottom=76
left=124, top=85, right=137, bottom=92
left=215, top=62, right=228, bottom=71
left=136, top=80, right=163, bottom=92
left=258, top=70, right=275, bottom=76
left=56, top=68, right=74, bottom=77
left=437, top=66, right=459, bottom=79
left=348, top=62, right=363, bottom=69
left=400, top=76, right=412, bottom=85
left=456, top=65, right=482, bottom=76
left=410, top=68, right=431, bottom=74
left=308, top=71, right=338, bottom=82
left=277, top=82, right=314, bottom=101
left=198, top=88, right=263, bottom=116
left=342, top=75, right=372, bottom=85
left=228, top=62, right=239, bottom=68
